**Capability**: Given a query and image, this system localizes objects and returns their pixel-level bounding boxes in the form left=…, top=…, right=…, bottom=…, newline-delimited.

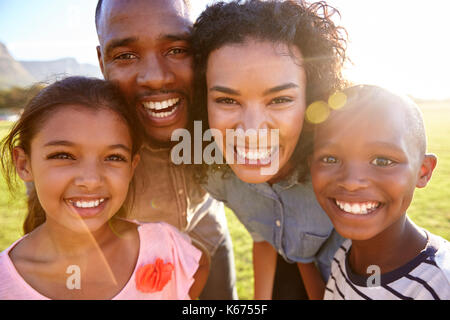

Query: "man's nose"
left=137, top=53, right=175, bottom=89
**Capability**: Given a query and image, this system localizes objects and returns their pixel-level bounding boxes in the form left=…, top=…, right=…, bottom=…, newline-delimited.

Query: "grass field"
left=0, top=100, right=449, bottom=300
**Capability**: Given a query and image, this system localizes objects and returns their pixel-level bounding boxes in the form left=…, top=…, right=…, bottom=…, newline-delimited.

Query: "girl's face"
left=206, top=40, right=307, bottom=183
left=16, top=105, right=139, bottom=234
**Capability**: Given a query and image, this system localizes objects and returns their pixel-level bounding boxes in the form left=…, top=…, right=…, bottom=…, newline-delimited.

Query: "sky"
left=1, top=0, right=449, bottom=100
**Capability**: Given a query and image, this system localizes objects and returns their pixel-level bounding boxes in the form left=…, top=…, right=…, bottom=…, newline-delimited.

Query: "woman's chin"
left=229, top=164, right=278, bottom=184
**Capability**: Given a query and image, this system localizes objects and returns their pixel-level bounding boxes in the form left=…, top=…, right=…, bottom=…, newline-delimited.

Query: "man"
left=95, top=0, right=237, bottom=299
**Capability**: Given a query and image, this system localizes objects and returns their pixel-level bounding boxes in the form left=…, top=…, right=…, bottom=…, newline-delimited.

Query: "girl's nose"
left=74, top=161, right=103, bottom=190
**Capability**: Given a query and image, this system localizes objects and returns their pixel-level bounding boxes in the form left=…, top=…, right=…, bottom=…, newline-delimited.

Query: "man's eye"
left=371, top=157, right=394, bottom=167
left=167, top=47, right=188, bottom=56
left=114, top=53, right=137, bottom=60
left=321, top=156, right=338, bottom=164
left=47, top=153, right=74, bottom=160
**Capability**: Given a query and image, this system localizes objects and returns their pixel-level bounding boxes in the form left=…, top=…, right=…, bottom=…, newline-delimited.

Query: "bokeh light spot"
left=328, top=91, right=347, bottom=110
left=306, top=101, right=330, bottom=124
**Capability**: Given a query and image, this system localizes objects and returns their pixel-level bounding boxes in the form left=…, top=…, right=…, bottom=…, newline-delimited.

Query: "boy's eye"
left=106, top=154, right=128, bottom=162
left=321, top=156, right=339, bottom=164
left=47, top=152, right=75, bottom=160
left=371, top=157, right=394, bottom=167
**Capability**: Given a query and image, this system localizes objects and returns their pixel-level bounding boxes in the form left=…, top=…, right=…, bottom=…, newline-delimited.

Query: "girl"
left=0, top=76, right=207, bottom=300
left=191, top=0, right=347, bottom=299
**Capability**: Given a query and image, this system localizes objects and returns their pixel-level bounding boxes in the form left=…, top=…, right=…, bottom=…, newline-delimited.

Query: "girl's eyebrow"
left=43, top=141, right=131, bottom=153
left=209, top=86, right=241, bottom=95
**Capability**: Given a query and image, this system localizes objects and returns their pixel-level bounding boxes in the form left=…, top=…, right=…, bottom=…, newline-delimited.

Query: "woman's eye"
left=216, top=97, right=238, bottom=105
left=106, top=154, right=127, bottom=162
left=371, top=157, right=394, bottom=167
left=270, top=97, right=293, bottom=105
left=321, top=156, right=338, bottom=164
left=47, top=153, right=74, bottom=160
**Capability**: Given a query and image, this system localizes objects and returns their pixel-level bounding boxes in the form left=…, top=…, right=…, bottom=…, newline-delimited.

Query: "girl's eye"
left=371, top=157, right=394, bottom=167
left=215, top=97, right=238, bottom=105
left=47, top=153, right=74, bottom=160
left=321, top=156, right=339, bottom=164
left=106, top=154, right=127, bottom=162
left=270, top=97, right=293, bottom=105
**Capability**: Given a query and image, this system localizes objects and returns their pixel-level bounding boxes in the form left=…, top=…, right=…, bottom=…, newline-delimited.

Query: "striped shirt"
left=324, top=231, right=450, bottom=300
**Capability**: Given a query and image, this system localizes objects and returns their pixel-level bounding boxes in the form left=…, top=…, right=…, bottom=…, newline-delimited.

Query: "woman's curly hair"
left=191, top=0, right=348, bottom=183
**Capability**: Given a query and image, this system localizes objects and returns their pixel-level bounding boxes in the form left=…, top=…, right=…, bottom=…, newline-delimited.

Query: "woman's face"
left=206, top=40, right=307, bottom=183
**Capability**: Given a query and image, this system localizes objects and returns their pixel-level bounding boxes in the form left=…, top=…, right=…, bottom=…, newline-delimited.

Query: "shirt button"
left=276, top=220, right=281, bottom=227
left=178, top=189, right=184, bottom=195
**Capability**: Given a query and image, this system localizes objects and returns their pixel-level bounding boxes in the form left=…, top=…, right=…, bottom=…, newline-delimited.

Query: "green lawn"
left=0, top=100, right=449, bottom=300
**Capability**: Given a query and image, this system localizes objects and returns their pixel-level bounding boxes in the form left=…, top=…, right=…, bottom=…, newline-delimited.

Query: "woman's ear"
left=416, top=154, right=437, bottom=188
left=13, top=147, right=33, bottom=182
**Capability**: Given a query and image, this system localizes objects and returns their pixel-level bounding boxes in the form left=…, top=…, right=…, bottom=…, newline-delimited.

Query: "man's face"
left=97, top=0, right=193, bottom=144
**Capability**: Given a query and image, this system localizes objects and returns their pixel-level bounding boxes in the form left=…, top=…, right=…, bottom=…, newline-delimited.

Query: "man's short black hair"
left=95, top=0, right=192, bottom=29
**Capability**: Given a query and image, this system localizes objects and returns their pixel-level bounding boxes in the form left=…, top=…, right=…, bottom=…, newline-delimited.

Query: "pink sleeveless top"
left=0, top=222, right=201, bottom=300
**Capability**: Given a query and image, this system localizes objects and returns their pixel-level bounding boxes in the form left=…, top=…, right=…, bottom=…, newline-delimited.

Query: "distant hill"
left=0, top=42, right=36, bottom=89
left=0, top=42, right=102, bottom=90
left=20, top=58, right=102, bottom=83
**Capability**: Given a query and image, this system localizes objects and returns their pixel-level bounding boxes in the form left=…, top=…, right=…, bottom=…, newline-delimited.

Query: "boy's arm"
left=297, top=262, right=325, bottom=300
left=253, top=241, right=277, bottom=300
left=189, top=244, right=210, bottom=300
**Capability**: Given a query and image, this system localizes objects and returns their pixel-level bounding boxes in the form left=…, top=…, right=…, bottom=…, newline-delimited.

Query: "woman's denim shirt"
left=205, top=169, right=345, bottom=279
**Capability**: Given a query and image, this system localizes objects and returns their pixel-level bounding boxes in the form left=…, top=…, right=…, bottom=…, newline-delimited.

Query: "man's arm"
left=253, top=241, right=277, bottom=300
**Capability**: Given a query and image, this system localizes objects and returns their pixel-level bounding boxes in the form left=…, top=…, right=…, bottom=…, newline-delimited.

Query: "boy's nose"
left=137, top=53, right=175, bottom=89
left=337, top=163, right=370, bottom=192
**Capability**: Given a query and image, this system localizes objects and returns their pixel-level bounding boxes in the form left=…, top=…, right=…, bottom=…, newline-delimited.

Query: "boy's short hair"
left=321, top=85, right=427, bottom=158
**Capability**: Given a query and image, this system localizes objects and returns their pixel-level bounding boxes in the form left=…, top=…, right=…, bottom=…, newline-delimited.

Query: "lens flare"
left=306, top=101, right=330, bottom=124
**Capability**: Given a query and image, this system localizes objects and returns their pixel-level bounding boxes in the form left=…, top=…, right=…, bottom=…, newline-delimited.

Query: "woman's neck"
left=348, top=216, right=427, bottom=276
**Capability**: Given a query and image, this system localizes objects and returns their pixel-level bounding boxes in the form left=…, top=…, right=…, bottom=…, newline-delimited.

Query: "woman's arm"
left=253, top=241, right=277, bottom=300
left=296, top=262, right=325, bottom=300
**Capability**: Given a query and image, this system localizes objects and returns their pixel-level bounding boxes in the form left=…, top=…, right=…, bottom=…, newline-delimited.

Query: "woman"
left=192, top=0, right=348, bottom=299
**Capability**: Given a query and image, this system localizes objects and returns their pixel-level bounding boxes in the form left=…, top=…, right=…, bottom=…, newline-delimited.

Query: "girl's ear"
left=416, top=154, right=437, bottom=188
left=131, top=153, right=140, bottom=176
left=13, top=147, right=33, bottom=182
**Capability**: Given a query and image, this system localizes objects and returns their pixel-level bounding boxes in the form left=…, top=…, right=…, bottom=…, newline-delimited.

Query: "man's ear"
left=13, top=147, right=33, bottom=182
left=416, top=154, right=437, bottom=188
left=97, top=45, right=105, bottom=78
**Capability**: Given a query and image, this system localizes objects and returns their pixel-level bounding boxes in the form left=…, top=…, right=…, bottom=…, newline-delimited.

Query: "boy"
left=309, top=85, right=450, bottom=299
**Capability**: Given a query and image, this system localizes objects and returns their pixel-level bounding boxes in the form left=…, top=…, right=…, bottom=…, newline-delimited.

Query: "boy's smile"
left=310, top=89, right=433, bottom=241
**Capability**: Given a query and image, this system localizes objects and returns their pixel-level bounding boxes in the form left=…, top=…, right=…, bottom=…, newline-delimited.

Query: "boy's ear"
left=416, top=154, right=437, bottom=188
left=13, top=147, right=33, bottom=182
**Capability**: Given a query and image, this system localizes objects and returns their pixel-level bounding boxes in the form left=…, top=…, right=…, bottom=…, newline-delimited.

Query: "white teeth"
left=143, top=98, right=180, bottom=111
left=146, top=106, right=178, bottom=119
left=71, top=198, right=105, bottom=208
left=235, top=146, right=277, bottom=162
left=335, top=200, right=380, bottom=215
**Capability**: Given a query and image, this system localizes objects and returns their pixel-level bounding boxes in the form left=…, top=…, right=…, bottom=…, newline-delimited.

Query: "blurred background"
left=1, top=0, right=449, bottom=299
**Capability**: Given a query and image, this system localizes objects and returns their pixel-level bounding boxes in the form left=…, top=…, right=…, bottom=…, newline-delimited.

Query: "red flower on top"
left=135, top=258, right=174, bottom=293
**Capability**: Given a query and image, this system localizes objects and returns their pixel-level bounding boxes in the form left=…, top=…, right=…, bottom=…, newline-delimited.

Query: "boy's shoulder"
left=428, top=232, right=450, bottom=284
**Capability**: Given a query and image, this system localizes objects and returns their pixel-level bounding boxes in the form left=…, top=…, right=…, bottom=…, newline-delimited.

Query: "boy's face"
left=310, top=99, right=434, bottom=241
left=96, top=0, right=192, bottom=144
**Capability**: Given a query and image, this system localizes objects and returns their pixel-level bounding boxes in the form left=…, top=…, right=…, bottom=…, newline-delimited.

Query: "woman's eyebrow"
left=263, top=83, right=298, bottom=95
left=209, top=86, right=241, bottom=95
